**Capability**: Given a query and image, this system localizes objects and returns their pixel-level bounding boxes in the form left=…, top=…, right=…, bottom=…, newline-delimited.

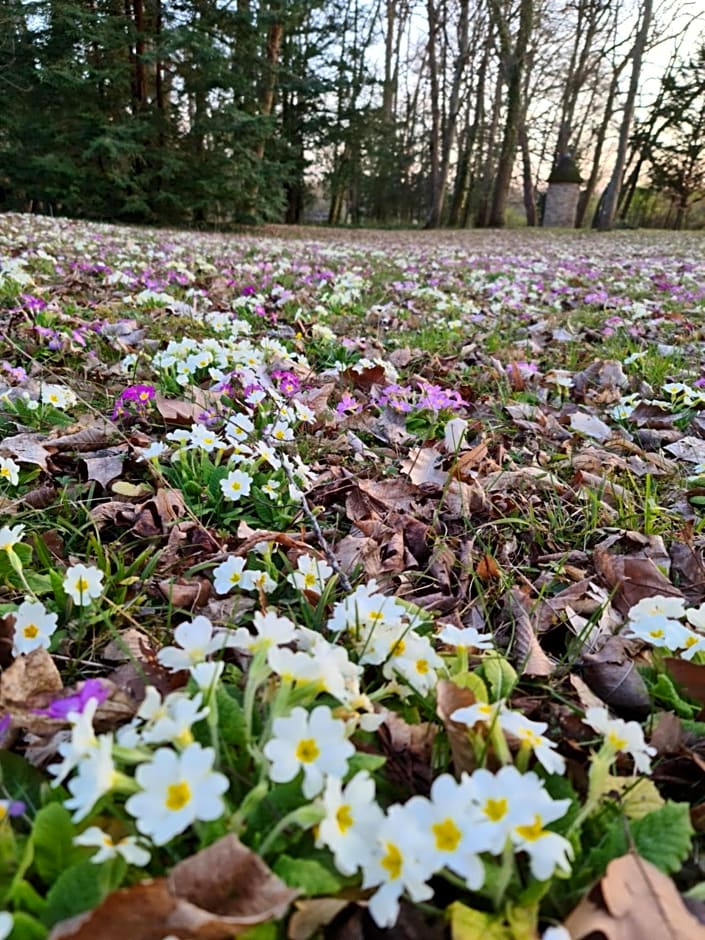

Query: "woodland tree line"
left=1, top=0, right=704, bottom=229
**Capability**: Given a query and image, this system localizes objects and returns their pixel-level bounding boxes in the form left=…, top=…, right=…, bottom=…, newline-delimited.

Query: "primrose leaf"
left=43, top=857, right=126, bottom=927
left=631, top=802, right=694, bottom=874
left=272, top=855, right=344, bottom=896
left=31, top=803, right=84, bottom=885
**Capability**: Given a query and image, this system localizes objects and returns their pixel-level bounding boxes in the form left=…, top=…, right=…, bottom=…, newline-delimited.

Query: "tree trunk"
left=487, top=0, right=533, bottom=227
left=595, top=0, right=653, bottom=231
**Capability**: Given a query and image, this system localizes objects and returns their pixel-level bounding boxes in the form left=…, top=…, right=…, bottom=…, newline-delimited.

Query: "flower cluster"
left=624, top=595, right=705, bottom=659
left=112, top=383, right=156, bottom=420
left=313, top=766, right=572, bottom=927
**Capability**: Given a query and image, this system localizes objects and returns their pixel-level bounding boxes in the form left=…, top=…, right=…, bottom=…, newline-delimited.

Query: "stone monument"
left=543, top=153, right=582, bottom=228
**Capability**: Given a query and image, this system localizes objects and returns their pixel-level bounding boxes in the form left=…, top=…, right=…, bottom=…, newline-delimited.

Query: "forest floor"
left=2, top=214, right=705, bottom=939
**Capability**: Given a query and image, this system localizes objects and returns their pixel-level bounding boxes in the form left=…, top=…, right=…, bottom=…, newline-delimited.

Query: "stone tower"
left=543, top=154, right=582, bottom=228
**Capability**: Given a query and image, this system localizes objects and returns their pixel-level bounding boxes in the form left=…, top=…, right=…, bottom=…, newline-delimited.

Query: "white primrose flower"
left=125, top=742, right=228, bottom=845
left=63, top=563, right=104, bottom=606
left=254, top=440, right=282, bottom=470
left=542, top=929, right=572, bottom=940
left=11, top=598, right=58, bottom=656
left=327, top=580, right=407, bottom=637
left=511, top=804, right=574, bottom=880
left=500, top=712, right=566, bottom=776
left=157, top=616, right=236, bottom=671
left=287, top=554, right=334, bottom=595
left=450, top=699, right=507, bottom=728
left=263, top=705, right=355, bottom=798
left=220, top=467, right=253, bottom=502
left=190, top=660, right=225, bottom=692
left=624, top=613, right=689, bottom=649
left=583, top=706, right=656, bottom=773
left=224, top=412, right=254, bottom=442
left=0, top=523, right=25, bottom=552
left=404, top=774, right=485, bottom=888
left=251, top=569, right=277, bottom=594
left=136, top=441, right=169, bottom=462
left=680, top=629, right=705, bottom=660
left=141, top=692, right=209, bottom=747
left=438, top=622, right=494, bottom=651
left=40, top=383, right=77, bottom=410
left=316, top=771, right=385, bottom=876
left=49, top=698, right=101, bottom=783
left=0, top=456, right=20, bottom=486
left=627, top=595, right=687, bottom=622
left=0, top=912, right=13, bottom=940
left=267, top=646, right=325, bottom=686
left=212, top=555, right=256, bottom=595
left=465, top=766, right=562, bottom=856
left=188, top=423, right=224, bottom=454
left=64, top=734, right=117, bottom=821
left=230, top=609, right=299, bottom=654
left=686, top=603, right=705, bottom=630
left=382, top=630, right=444, bottom=696
left=361, top=804, right=434, bottom=928
left=267, top=420, right=294, bottom=443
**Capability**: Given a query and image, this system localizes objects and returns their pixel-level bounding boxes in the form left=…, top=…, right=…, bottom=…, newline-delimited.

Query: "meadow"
left=2, top=213, right=705, bottom=938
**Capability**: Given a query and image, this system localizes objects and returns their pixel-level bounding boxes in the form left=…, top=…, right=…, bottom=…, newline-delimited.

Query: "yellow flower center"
left=76, top=577, right=89, bottom=593
left=380, top=842, right=403, bottom=880
left=295, top=738, right=320, bottom=764
left=685, top=636, right=699, bottom=648
left=175, top=728, right=194, bottom=747
left=23, top=624, right=39, bottom=639
left=390, top=639, right=406, bottom=657
left=483, top=798, right=508, bottom=822
left=368, top=610, right=384, bottom=622
left=416, top=659, right=429, bottom=674
left=304, top=573, right=317, bottom=588
left=649, top=629, right=664, bottom=639
left=432, top=818, right=462, bottom=852
left=102, top=835, right=115, bottom=847
left=515, top=814, right=545, bottom=842
left=165, top=780, right=191, bottom=811
left=0, top=468, right=9, bottom=478
left=230, top=481, right=241, bottom=491
left=607, top=731, right=628, bottom=751
left=519, top=729, right=543, bottom=747
left=336, top=804, right=354, bottom=833
left=0, top=805, right=7, bottom=822
left=230, top=572, right=241, bottom=584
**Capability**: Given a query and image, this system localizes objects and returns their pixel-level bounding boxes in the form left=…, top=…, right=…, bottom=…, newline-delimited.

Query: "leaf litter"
left=2, top=216, right=705, bottom=936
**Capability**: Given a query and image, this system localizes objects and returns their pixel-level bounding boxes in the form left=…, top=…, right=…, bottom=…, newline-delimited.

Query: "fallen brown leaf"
left=564, top=852, right=705, bottom=940
left=495, top=588, right=554, bottom=677
left=435, top=680, right=478, bottom=776
left=49, top=833, right=298, bottom=939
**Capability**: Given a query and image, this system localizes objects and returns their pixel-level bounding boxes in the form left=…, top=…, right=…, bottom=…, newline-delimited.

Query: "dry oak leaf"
left=401, top=445, right=448, bottom=487
left=0, top=647, right=64, bottom=734
left=436, top=679, right=479, bottom=776
left=48, top=833, right=298, bottom=940
left=1, top=431, right=53, bottom=469
left=593, top=547, right=683, bottom=617
left=495, top=588, right=554, bottom=678
left=564, top=852, right=705, bottom=940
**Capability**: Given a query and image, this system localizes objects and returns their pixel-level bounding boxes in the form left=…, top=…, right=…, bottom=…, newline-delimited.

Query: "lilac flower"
left=21, top=293, right=47, bottom=313
left=416, top=382, right=466, bottom=412
left=336, top=392, right=363, bottom=415
left=35, top=679, right=110, bottom=720
left=375, top=383, right=413, bottom=413
left=112, top=383, right=156, bottom=420
left=272, top=370, right=300, bottom=397
left=0, top=714, right=11, bottom=746
left=1, top=799, right=26, bottom=818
